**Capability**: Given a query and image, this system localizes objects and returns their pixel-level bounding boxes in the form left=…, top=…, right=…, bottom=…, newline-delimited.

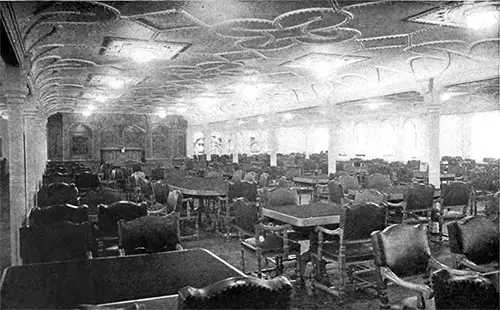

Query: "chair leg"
left=339, top=245, right=346, bottom=303
left=241, top=248, right=245, bottom=273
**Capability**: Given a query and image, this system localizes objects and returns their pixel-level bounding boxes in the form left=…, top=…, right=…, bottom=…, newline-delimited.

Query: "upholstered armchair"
left=338, top=175, right=360, bottom=195
left=314, top=181, right=344, bottom=203
left=386, top=184, right=437, bottom=226
left=310, top=202, right=387, bottom=303
left=177, top=276, right=292, bottom=309
left=117, top=213, right=182, bottom=256
left=447, top=215, right=499, bottom=272
left=97, top=201, right=148, bottom=256
left=37, top=182, right=81, bottom=208
left=366, top=173, right=392, bottom=189
left=75, top=172, right=102, bottom=196
left=342, top=189, right=388, bottom=206
left=235, top=198, right=301, bottom=278
left=432, top=268, right=499, bottom=310
left=20, top=221, right=95, bottom=264
left=28, top=203, right=89, bottom=227
left=438, top=181, right=476, bottom=240
left=371, top=224, right=476, bottom=310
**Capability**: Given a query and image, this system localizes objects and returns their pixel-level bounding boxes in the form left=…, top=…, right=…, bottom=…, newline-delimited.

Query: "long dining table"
left=261, top=202, right=343, bottom=284
left=0, top=248, right=244, bottom=310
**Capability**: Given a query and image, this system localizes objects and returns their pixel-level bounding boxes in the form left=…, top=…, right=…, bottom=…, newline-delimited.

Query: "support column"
left=24, top=104, right=38, bottom=212
left=421, top=79, right=442, bottom=189
left=268, top=116, right=278, bottom=167
left=34, top=113, right=46, bottom=192
left=328, top=120, right=339, bottom=175
left=145, top=115, right=153, bottom=160
left=460, top=113, right=473, bottom=159
left=304, top=125, right=311, bottom=159
left=3, top=65, right=28, bottom=266
left=395, top=117, right=406, bottom=162
left=186, top=126, right=194, bottom=158
left=203, top=127, right=211, bottom=161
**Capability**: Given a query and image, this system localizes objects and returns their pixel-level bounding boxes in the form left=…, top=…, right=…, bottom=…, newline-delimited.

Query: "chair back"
left=262, top=188, right=298, bottom=207
left=353, top=189, right=387, bottom=205
left=338, top=175, right=359, bottom=192
left=228, top=181, right=244, bottom=202
left=98, top=201, right=148, bottom=237
left=341, top=202, right=387, bottom=241
left=232, top=169, right=244, bottom=182
left=75, top=172, right=101, bottom=190
left=37, top=182, right=80, bottom=208
left=177, top=276, right=292, bottom=310
left=405, top=183, right=435, bottom=211
left=432, top=268, right=499, bottom=310
left=167, top=190, right=185, bottom=214
left=241, top=181, right=258, bottom=202
left=441, top=181, right=471, bottom=207
left=367, top=173, right=392, bottom=189
left=20, top=221, right=94, bottom=264
left=447, top=215, right=499, bottom=265
left=371, top=224, right=431, bottom=277
left=118, top=213, right=180, bottom=254
left=152, top=180, right=170, bottom=204
left=328, top=180, right=344, bottom=203
left=233, top=198, right=260, bottom=235
left=29, top=203, right=89, bottom=227
left=259, top=172, right=270, bottom=187
left=110, top=168, right=126, bottom=181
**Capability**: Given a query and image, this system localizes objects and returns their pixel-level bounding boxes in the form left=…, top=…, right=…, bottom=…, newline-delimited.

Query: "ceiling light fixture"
left=100, top=37, right=191, bottom=63
left=441, top=93, right=452, bottom=101
left=283, top=113, right=294, bottom=121
left=257, top=117, right=265, bottom=123
left=95, top=94, right=108, bottom=103
left=367, top=102, right=380, bottom=110
left=465, top=9, right=498, bottom=30
left=158, top=109, right=167, bottom=118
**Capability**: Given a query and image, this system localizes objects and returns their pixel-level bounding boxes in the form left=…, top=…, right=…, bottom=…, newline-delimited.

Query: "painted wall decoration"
left=250, top=136, right=261, bottom=153
left=47, top=113, right=187, bottom=162
left=69, top=124, right=92, bottom=158
left=211, top=132, right=223, bottom=155
left=193, top=131, right=205, bottom=156
left=47, top=113, right=63, bottom=159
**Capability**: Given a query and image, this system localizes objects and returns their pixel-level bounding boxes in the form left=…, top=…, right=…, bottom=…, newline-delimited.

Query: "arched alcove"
left=403, top=119, right=418, bottom=160
left=123, top=125, right=145, bottom=148
left=69, top=123, right=92, bottom=158
left=380, top=120, right=396, bottom=159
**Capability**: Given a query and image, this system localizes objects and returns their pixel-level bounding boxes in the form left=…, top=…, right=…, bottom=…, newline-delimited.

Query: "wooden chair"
left=260, top=188, right=298, bottom=209
left=366, top=173, right=392, bottom=189
left=338, top=175, right=360, bottom=195
left=314, top=181, right=344, bottom=203
left=167, top=190, right=199, bottom=241
left=97, top=201, right=148, bottom=256
left=310, top=202, right=387, bottom=303
left=386, top=183, right=436, bottom=226
left=447, top=215, right=499, bottom=273
left=438, top=181, right=476, bottom=240
left=75, top=172, right=102, bottom=196
left=20, top=221, right=95, bottom=264
left=218, top=180, right=257, bottom=236
left=235, top=198, right=301, bottom=278
left=117, top=213, right=182, bottom=256
left=371, top=224, right=476, bottom=310
left=177, top=276, right=292, bottom=309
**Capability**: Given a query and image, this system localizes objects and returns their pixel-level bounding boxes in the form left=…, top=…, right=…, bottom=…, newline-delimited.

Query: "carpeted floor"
left=182, top=227, right=455, bottom=310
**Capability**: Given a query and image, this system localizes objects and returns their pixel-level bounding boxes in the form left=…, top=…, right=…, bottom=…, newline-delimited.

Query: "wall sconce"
left=121, top=147, right=126, bottom=153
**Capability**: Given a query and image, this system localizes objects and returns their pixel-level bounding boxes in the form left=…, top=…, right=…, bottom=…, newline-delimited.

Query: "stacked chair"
left=437, top=181, right=476, bottom=240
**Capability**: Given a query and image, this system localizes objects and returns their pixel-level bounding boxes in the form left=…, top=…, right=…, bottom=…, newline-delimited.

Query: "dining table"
left=261, top=202, right=343, bottom=284
left=0, top=248, right=245, bottom=310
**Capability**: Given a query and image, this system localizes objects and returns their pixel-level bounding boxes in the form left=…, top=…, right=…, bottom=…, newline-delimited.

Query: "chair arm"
left=147, top=204, right=169, bottom=216
left=341, top=197, right=354, bottom=205
left=429, top=256, right=480, bottom=276
left=315, top=226, right=342, bottom=237
left=380, top=266, right=433, bottom=299
left=386, top=201, right=406, bottom=209
left=457, top=257, right=498, bottom=273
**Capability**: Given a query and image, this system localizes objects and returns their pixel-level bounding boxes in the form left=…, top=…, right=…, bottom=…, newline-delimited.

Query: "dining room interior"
left=0, top=1, right=499, bottom=309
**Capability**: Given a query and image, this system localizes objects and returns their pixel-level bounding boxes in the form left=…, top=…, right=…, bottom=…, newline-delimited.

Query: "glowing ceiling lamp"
left=257, top=117, right=265, bottom=123
left=283, top=113, right=295, bottom=121
left=465, top=9, right=498, bottom=30
left=157, top=109, right=167, bottom=118
left=129, top=49, right=157, bottom=63
left=95, top=94, right=108, bottom=103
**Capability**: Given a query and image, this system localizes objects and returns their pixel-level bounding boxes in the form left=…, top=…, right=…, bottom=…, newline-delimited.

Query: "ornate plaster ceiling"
left=0, top=1, right=499, bottom=125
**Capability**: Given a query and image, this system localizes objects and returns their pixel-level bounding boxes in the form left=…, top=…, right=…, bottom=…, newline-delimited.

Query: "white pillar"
left=304, top=125, right=311, bottom=159
left=24, top=105, right=38, bottom=212
left=268, top=117, right=278, bottom=167
left=186, top=127, right=194, bottom=158
left=4, top=65, right=28, bottom=266
left=421, top=79, right=442, bottom=189
left=203, top=127, right=211, bottom=161
left=328, top=121, right=339, bottom=175
left=395, top=117, right=406, bottom=162
left=460, top=113, right=473, bottom=159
